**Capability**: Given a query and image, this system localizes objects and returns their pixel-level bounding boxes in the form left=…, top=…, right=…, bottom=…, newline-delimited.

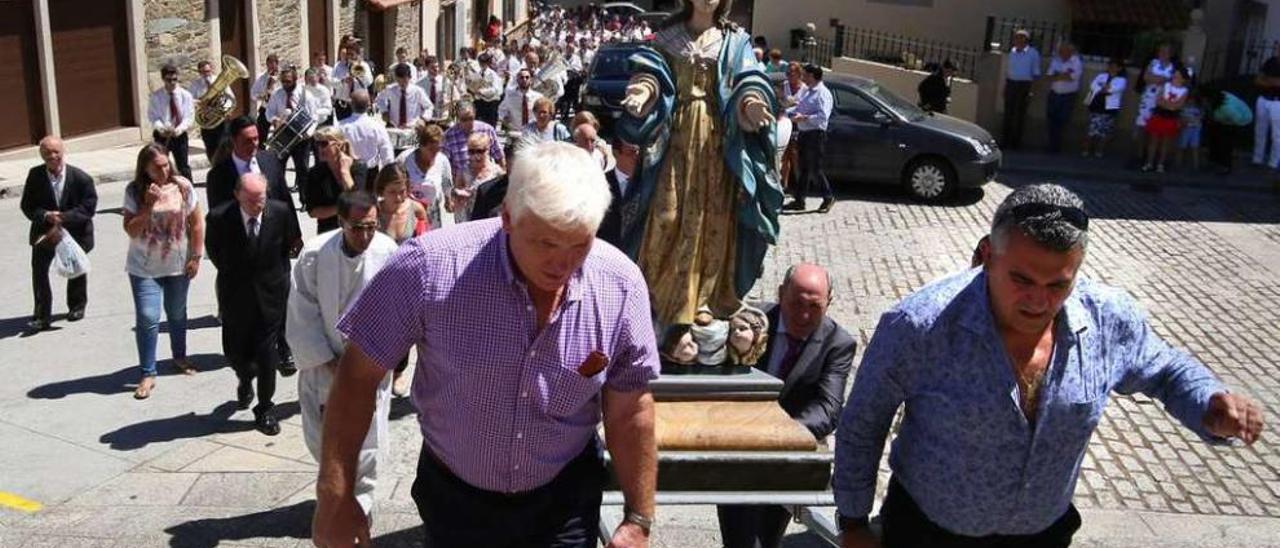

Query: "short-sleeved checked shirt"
left=337, top=218, right=660, bottom=493
left=443, top=121, right=506, bottom=179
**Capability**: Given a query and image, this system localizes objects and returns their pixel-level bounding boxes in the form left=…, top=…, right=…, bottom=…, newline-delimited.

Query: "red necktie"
left=521, top=93, right=528, bottom=126
left=400, top=89, right=408, bottom=127
left=431, top=79, right=439, bottom=106
left=286, top=88, right=294, bottom=110
left=775, top=335, right=804, bottom=380
left=170, top=92, right=180, bottom=127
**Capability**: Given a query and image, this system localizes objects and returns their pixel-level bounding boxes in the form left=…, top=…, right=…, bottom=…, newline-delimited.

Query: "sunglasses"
left=467, top=148, right=487, bottom=155
left=1007, top=203, right=1089, bottom=231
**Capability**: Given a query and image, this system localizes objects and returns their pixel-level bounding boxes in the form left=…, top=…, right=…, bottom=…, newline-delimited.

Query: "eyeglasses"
left=1006, top=203, right=1089, bottom=231
left=467, top=148, right=487, bottom=155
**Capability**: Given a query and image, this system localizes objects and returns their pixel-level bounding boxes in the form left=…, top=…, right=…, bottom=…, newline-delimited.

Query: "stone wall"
left=339, top=0, right=357, bottom=41
left=259, top=0, right=304, bottom=67
left=393, top=3, right=423, bottom=55
left=143, top=0, right=212, bottom=93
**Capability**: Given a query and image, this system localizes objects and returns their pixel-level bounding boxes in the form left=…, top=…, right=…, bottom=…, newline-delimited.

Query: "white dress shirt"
left=331, top=60, right=373, bottom=102
left=1047, top=54, right=1084, bottom=95
left=566, top=53, right=584, bottom=73
left=498, top=88, right=544, bottom=131
left=388, top=61, right=419, bottom=82
left=311, top=63, right=333, bottom=86
left=266, top=85, right=309, bottom=124
left=148, top=86, right=196, bottom=134
left=476, top=68, right=504, bottom=102
left=505, top=57, right=525, bottom=80
left=240, top=207, right=263, bottom=237
left=414, top=73, right=446, bottom=110
left=338, top=114, right=395, bottom=168
left=375, top=84, right=434, bottom=128
left=188, top=75, right=234, bottom=104
left=48, top=168, right=65, bottom=208
left=251, top=71, right=280, bottom=109
left=306, top=84, right=334, bottom=121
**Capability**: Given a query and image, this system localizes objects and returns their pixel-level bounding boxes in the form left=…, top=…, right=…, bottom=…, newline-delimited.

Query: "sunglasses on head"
left=1007, top=203, right=1089, bottom=231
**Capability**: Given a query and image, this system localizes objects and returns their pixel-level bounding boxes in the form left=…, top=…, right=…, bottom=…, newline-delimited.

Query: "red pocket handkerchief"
left=577, top=351, right=609, bottom=377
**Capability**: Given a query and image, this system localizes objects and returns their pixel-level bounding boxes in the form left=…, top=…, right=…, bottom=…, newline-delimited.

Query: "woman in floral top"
left=121, top=143, right=204, bottom=400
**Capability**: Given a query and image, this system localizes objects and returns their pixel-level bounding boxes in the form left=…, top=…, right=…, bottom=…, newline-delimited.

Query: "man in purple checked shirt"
left=312, top=141, right=660, bottom=548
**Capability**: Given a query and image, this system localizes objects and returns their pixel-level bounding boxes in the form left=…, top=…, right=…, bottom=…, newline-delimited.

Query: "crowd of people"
left=14, top=6, right=1268, bottom=548
left=915, top=29, right=1267, bottom=179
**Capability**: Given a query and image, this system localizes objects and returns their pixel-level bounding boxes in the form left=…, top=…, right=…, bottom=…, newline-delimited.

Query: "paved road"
left=0, top=163, right=1277, bottom=547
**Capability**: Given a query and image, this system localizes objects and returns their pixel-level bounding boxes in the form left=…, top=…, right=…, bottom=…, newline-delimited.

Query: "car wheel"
left=904, top=157, right=956, bottom=202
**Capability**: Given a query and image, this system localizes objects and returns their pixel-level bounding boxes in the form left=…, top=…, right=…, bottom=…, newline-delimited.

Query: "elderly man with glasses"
left=835, top=184, right=1265, bottom=548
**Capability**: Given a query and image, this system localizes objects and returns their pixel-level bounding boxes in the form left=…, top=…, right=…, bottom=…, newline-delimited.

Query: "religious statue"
left=727, top=306, right=769, bottom=365
left=616, top=0, right=783, bottom=369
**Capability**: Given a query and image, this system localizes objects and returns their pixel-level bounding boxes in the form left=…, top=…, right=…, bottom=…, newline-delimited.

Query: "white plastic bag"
left=52, top=229, right=90, bottom=279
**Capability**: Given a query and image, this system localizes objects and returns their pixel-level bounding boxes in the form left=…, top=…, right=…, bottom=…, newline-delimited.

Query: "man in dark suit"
left=206, top=116, right=296, bottom=213
left=596, top=139, right=643, bottom=253
left=19, top=136, right=98, bottom=331
left=206, top=173, right=302, bottom=436
left=718, top=262, right=857, bottom=548
left=206, top=115, right=300, bottom=375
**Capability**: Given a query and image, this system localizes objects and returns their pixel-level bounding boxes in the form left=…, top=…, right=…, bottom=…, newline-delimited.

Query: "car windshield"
left=591, top=50, right=635, bottom=80
left=862, top=83, right=927, bottom=121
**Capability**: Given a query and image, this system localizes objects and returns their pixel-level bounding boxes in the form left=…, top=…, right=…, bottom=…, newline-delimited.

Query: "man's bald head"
left=38, top=135, right=65, bottom=174
left=779, top=263, right=833, bottom=340
left=235, top=173, right=269, bottom=216
left=351, top=89, right=371, bottom=114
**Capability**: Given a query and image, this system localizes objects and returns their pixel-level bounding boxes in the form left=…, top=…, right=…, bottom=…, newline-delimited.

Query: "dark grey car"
left=775, top=72, right=1001, bottom=201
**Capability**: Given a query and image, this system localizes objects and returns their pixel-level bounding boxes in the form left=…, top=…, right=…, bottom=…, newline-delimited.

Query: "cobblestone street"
left=0, top=168, right=1277, bottom=547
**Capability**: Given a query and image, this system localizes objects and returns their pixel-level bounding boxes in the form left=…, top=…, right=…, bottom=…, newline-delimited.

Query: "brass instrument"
left=195, top=55, right=249, bottom=129
left=531, top=52, right=568, bottom=98
left=351, top=61, right=369, bottom=83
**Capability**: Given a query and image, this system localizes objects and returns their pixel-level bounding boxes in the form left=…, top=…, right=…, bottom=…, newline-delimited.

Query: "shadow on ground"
left=164, top=500, right=430, bottom=547
left=27, top=353, right=228, bottom=399
left=0, top=314, right=67, bottom=340
left=98, top=400, right=300, bottom=450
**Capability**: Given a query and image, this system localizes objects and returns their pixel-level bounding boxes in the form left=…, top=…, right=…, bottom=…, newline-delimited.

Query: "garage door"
left=49, top=0, right=133, bottom=137
left=308, top=0, right=330, bottom=62
left=0, top=0, right=46, bottom=150
left=221, top=0, right=251, bottom=119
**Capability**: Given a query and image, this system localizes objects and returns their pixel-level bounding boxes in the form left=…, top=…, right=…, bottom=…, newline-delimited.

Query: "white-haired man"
left=312, top=142, right=659, bottom=548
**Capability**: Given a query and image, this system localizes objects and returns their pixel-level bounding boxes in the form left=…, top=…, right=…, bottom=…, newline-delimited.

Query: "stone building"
left=0, top=0, right=529, bottom=156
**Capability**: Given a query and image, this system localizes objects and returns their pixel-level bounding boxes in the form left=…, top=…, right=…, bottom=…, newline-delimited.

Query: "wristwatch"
left=622, top=507, right=653, bottom=535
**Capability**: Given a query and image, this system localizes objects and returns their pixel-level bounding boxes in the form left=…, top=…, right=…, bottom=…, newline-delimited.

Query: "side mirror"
left=873, top=111, right=893, bottom=126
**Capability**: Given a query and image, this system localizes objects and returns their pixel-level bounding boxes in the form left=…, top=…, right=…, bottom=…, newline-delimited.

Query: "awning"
left=1070, top=0, right=1190, bottom=29
left=367, top=0, right=417, bottom=12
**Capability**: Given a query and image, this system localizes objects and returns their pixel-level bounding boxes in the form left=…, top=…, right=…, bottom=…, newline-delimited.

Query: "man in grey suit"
left=718, top=263, right=857, bottom=548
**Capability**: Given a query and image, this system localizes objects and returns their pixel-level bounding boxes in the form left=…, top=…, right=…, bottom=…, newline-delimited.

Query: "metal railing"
left=804, top=27, right=982, bottom=79
left=1200, top=39, right=1279, bottom=83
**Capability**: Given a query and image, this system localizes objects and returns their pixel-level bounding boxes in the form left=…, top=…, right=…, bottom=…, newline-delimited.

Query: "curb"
left=1002, top=164, right=1277, bottom=194
left=0, top=158, right=212, bottom=200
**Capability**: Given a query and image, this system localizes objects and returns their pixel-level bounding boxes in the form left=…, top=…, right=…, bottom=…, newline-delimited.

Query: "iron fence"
left=803, top=27, right=981, bottom=79
left=983, top=16, right=1183, bottom=67
left=1201, top=40, right=1279, bottom=83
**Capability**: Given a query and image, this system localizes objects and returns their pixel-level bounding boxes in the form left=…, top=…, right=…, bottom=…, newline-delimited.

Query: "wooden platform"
left=654, top=400, right=817, bottom=451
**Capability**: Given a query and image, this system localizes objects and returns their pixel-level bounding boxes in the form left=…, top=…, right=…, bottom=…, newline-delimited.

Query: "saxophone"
left=195, top=55, right=249, bottom=129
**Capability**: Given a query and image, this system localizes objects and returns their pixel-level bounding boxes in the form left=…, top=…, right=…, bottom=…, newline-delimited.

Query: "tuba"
left=195, top=55, right=249, bottom=129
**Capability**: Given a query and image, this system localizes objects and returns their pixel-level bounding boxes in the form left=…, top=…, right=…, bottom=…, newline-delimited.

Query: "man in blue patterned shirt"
left=834, top=184, right=1264, bottom=548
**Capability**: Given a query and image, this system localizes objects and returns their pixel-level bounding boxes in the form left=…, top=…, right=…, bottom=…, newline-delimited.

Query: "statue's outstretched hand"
left=623, top=75, right=658, bottom=118
left=739, top=95, right=774, bottom=132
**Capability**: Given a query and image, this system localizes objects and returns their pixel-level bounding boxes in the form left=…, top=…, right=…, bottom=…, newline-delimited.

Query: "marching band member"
left=472, top=53, right=505, bottom=127
left=332, top=44, right=374, bottom=120
left=304, top=68, right=334, bottom=126
left=523, top=51, right=564, bottom=105
left=265, top=65, right=312, bottom=196
left=414, top=56, right=446, bottom=118
left=310, top=51, right=333, bottom=87
left=148, top=63, right=195, bottom=181
left=188, top=59, right=234, bottom=162
left=497, top=68, right=543, bottom=133
left=375, top=64, right=434, bottom=130
left=251, top=54, right=282, bottom=149
left=388, top=46, right=419, bottom=83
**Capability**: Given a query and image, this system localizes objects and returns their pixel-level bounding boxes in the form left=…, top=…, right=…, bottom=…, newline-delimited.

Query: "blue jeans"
left=129, top=274, right=190, bottom=378
left=1046, top=92, right=1077, bottom=153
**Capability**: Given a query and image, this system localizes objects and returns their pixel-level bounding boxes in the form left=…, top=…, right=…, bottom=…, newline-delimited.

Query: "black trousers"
left=411, top=439, right=604, bottom=548
left=255, top=107, right=270, bottom=150
left=154, top=131, right=193, bottom=181
left=32, top=243, right=87, bottom=321
left=1002, top=80, right=1033, bottom=150
left=1204, top=119, right=1235, bottom=171
left=881, top=478, right=1081, bottom=548
left=199, top=123, right=226, bottom=163
left=797, top=129, right=832, bottom=204
left=716, top=504, right=791, bottom=548
left=559, top=73, right=584, bottom=117
left=476, top=99, right=501, bottom=126
left=281, top=137, right=311, bottom=198
left=228, top=330, right=279, bottom=416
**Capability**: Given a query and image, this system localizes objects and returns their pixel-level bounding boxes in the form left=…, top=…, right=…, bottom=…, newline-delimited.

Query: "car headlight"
left=964, top=136, right=992, bottom=157
left=583, top=94, right=603, bottom=107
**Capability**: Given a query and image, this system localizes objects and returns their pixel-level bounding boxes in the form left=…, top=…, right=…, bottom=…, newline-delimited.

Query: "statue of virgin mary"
left=616, top=0, right=783, bottom=364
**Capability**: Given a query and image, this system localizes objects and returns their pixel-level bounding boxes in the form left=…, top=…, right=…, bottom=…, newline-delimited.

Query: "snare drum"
left=266, top=108, right=316, bottom=159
